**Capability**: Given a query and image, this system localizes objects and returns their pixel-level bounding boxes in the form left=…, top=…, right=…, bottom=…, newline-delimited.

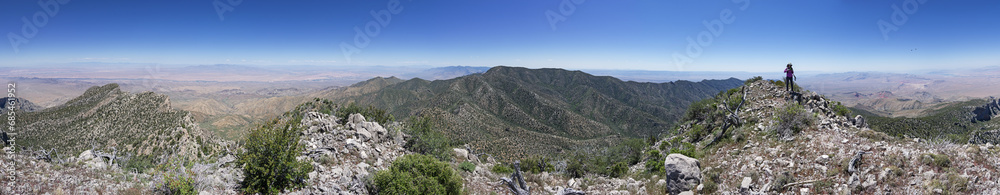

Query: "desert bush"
left=645, top=150, right=664, bottom=174
left=373, top=154, right=463, bottom=195
left=491, top=163, right=514, bottom=174
left=608, top=161, right=629, bottom=178
left=459, top=161, right=475, bottom=172
left=682, top=98, right=718, bottom=123
left=771, top=79, right=784, bottom=87
left=774, top=104, right=813, bottom=139
left=668, top=142, right=699, bottom=159
left=744, top=76, right=763, bottom=85
left=621, top=138, right=647, bottom=165
left=832, top=102, right=851, bottom=116
left=160, top=174, right=196, bottom=195
left=927, top=172, right=968, bottom=194
left=237, top=118, right=313, bottom=195
left=403, top=115, right=455, bottom=161
left=921, top=153, right=951, bottom=168
left=701, top=168, right=722, bottom=194
left=125, top=155, right=157, bottom=173
left=771, top=171, right=795, bottom=192
left=858, top=129, right=892, bottom=142
left=566, top=155, right=586, bottom=178
left=520, top=156, right=554, bottom=174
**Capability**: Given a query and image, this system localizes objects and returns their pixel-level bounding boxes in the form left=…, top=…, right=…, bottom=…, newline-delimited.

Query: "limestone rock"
left=664, top=153, right=702, bottom=195
left=453, top=148, right=469, bottom=160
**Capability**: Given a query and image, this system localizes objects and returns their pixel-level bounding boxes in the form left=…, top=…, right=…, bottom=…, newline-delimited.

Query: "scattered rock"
left=741, top=177, right=753, bottom=191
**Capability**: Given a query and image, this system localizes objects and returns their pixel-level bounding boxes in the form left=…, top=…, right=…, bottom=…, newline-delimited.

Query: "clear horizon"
left=2, top=1, right=998, bottom=72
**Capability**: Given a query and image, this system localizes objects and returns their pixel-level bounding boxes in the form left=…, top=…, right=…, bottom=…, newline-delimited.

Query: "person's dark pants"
left=785, top=76, right=794, bottom=92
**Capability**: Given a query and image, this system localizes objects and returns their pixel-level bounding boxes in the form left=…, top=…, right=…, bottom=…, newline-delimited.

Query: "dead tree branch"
left=709, top=86, right=748, bottom=146
left=500, top=161, right=530, bottom=195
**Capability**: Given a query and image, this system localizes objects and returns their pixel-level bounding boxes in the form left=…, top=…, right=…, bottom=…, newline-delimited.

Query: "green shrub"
left=566, top=155, right=586, bottom=178
left=644, top=150, right=664, bottom=174
left=237, top=118, right=313, bottom=195
left=771, top=79, right=784, bottom=87
left=403, top=116, right=454, bottom=161
left=921, top=153, right=951, bottom=168
left=520, top=156, right=554, bottom=174
left=621, top=138, right=647, bottom=165
left=491, top=163, right=514, bottom=174
left=162, top=174, right=196, bottom=195
left=125, top=155, right=157, bottom=173
left=701, top=168, right=722, bottom=194
left=668, top=142, right=699, bottom=158
left=775, top=104, right=812, bottom=139
left=373, top=154, right=463, bottom=195
left=744, top=76, right=763, bottom=85
left=608, top=161, right=629, bottom=178
left=928, top=172, right=968, bottom=194
left=683, top=98, right=718, bottom=123
left=686, top=124, right=709, bottom=142
left=459, top=161, right=476, bottom=172
left=832, top=102, right=851, bottom=117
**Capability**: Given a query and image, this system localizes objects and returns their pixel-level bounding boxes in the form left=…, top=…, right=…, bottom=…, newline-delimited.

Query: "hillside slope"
left=323, top=66, right=743, bottom=160
left=2, top=83, right=220, bottom=169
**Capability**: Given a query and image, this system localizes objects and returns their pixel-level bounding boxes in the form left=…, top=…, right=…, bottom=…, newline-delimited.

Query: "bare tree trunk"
left=500, top=161, right=530, bottom=195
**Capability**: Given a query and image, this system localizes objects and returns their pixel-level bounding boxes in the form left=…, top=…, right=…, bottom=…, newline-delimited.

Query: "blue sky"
left=1, top=0, right=998, bottom=72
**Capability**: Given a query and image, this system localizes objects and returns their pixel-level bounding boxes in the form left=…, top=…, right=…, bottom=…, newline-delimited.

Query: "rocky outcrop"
left=969, top=130, right=1000, bottom=144
left=664, top=153, right=701, bottom=195
left=972, top=98, right=1000, bottom=122
left=0, top=97, right=42, bottom=114
left=289, top=112, right=407, bottom=194
left=77, top=150, right=108, bottom=169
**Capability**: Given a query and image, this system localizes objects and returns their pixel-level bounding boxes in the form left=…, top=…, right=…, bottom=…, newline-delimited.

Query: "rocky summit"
left=651, top=79, right=1000, bottom=194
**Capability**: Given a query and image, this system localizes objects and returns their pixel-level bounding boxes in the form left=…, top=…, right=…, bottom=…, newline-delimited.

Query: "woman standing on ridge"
left=784, top=63, right=796, bottom=92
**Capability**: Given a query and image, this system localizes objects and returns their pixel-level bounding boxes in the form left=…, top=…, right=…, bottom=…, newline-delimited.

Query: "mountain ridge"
left=2, top=83, right=221, bottom=170
left=321, top=66, right=744, bottom=160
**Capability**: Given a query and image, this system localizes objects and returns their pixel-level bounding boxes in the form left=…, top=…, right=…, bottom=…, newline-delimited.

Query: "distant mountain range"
left=320, top=66, right=744, bottom=159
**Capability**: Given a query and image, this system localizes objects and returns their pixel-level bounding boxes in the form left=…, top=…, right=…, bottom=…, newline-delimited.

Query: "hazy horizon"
left=2, top=1, right=998, bottom=73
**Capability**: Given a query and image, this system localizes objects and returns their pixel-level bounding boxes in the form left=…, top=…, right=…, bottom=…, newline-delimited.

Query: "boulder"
left=348, top=113, right=366, bottom=124
left=853, top=115, right=867, bottom=128
left=360, top=122, right=387, bottom=140
left=355, top=127, right=372, bottom=141
left=77, top=150, right=108, bottom=169
left=453, top=148, right=469, bottom=161
left=78, top=150, right=95, bottom=161
left=664, top=153, right=701, bottom=195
